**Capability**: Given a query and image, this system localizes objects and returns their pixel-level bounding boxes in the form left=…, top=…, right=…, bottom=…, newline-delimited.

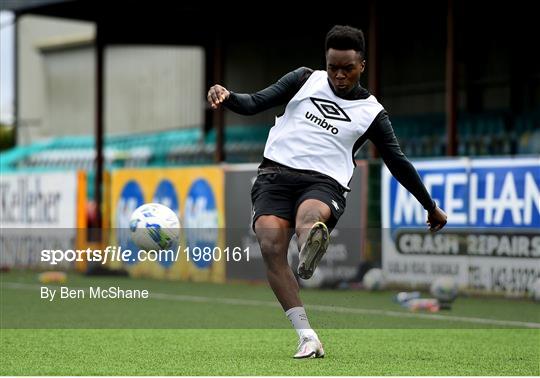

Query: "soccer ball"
left=363, top=268, right=385, bottom=291
left=129, top=203, right=180, bottom=251
left=430, top=276, right=458, bottom=303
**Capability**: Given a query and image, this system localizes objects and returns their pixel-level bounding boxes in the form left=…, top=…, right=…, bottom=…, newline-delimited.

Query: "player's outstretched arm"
left=367, top=111, right=448, bottom=232
left=207, top=84, right=230, bottom=109
left=206, top=67, right=313, bottom=115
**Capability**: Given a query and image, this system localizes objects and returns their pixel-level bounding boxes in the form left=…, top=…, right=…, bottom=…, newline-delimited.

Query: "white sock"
left=285, top=306, right=317, bottom=340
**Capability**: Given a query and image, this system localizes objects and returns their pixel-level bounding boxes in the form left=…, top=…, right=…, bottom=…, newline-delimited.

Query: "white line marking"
left=3, top=282, right=540, bottom=328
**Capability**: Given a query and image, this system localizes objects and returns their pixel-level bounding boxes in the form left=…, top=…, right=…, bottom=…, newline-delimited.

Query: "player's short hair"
left=325, top=25, right=366, bottom=58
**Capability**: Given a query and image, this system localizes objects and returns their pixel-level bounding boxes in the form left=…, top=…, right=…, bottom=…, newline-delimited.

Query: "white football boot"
left=297, top=222, right=330, bottom=280
left=293, top=336, right=325, bottom=359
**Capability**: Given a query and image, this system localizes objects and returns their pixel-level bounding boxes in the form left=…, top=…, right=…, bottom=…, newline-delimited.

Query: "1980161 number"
left=184, top=247, right=249, bottom=262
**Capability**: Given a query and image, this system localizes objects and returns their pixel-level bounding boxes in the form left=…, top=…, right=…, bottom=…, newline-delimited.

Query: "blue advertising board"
left=382, top=157, right=540, bottom=295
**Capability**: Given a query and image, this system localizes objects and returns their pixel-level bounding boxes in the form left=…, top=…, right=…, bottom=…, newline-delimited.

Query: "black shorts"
left=250, top=168, right=346, bottom=231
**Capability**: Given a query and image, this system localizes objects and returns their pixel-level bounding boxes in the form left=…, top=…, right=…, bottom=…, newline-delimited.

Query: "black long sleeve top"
left=224, top=67, right=436, bottom=212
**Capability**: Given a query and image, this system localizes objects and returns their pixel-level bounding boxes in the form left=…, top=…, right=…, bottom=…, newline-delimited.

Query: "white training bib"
left=263, top=70, right=384, bottom=190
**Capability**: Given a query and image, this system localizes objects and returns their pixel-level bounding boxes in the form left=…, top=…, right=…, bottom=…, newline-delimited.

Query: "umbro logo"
left=331, top=200, right=339, bottom=211
left=310, top=97, right=351, bottom=122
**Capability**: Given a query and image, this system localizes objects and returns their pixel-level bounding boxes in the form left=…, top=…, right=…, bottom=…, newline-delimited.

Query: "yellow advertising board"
left=109, top=166, right=225, bottom=283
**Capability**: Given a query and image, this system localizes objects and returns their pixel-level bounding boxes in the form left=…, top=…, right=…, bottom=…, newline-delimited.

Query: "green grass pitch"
left=1, top=271, right=539, bottom=375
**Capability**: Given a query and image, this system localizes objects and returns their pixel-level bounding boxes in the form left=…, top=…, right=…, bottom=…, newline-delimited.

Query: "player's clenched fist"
left=207, top=84, right=230, bottom=109
left=427, top=206, right=447, bottom=232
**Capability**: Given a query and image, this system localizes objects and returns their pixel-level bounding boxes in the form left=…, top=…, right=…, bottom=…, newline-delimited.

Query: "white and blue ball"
left=129, top=203, right=180, bottom=251
left=363, top=268, right=385, bottom=291
left=430, top=276, right=458, bottom=302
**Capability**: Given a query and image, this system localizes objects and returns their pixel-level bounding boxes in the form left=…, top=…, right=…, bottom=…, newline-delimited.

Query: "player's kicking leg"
left=296, top=199, right=331, bottom=280
left=297, top=221, right=329, bottom=279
